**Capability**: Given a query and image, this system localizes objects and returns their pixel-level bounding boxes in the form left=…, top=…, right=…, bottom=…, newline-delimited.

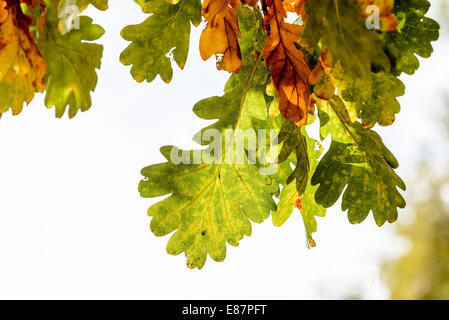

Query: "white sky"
left=0, top=0, right=447, bottom=299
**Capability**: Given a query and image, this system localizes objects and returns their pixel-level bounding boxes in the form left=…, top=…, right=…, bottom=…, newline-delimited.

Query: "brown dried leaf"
left=263, top=0, right=311, bottom=126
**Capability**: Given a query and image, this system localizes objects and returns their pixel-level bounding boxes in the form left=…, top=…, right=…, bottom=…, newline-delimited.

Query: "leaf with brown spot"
left=313, top=96, right=406, bottom=226
left=0, top=2, right=46, bottom=115
left=263, top=0, right=312, bottom=126
left=309, top=47, right=343, bottom=100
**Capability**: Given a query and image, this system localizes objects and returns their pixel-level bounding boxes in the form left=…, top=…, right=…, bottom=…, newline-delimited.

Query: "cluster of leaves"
left=124, top=0, right=439, bottom=269
left=0, top=0, right=440, bottom=269
left=0, top=0, right=107, bottom=117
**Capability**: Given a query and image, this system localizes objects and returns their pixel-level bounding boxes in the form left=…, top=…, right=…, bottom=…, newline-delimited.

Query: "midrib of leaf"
left=218, top=173, right=237, bottom=236
left=178, top=171, right=217, bottom=212
left=197, top=176, right=219, bottom=247
left=165, top=0, right=185, bottom=25
left=286, top=184, right=298, bottom=204
left=43, top=17, right=93, bottom=55
left=173, top=51, right=266, bottom=235
left=227, top=52, right=265, bottom=205
left=42, top=23, right=93, bottom=89
left=231, top=52, right=264, bottom=135
left=328, top=99, right=384, bottom=199
left=270, top=0, right=301, bottom=79
left=299, top=127, right=310, bottom=173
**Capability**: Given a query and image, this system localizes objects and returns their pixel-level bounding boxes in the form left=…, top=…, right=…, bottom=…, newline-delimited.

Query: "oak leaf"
left=385, top=0, right=439, bottom=75
left=121, top=0, right=201, bottom=83
left=339, top=71, right=405, bottom=128
left=0, top=2, right=46, bottom=115
left=199, top=0, right=242, bottom=72
left=313, top=96, right=406, bottom=226
left=37, top=1, right=104, bottom=118
left=263, top=0, right=312, bottom=127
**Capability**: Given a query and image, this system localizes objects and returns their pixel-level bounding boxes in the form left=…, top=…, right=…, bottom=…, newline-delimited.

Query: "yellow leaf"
left=0, top=2, right=46, bottom=115
left=200, top=0, right=242, bottom=72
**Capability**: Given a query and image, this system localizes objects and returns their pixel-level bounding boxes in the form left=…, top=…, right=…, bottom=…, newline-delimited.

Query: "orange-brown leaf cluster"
left=200, top=0, right=242, bottom=72
left=263, top=0, right=312, bottom=126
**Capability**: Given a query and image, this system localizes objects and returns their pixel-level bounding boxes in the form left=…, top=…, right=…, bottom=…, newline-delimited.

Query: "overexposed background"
left=0, top=0, right=447, bottom=299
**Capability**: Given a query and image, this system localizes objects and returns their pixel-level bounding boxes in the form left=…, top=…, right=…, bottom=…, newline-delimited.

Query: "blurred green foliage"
left=384, top=167, right=449, bottom=299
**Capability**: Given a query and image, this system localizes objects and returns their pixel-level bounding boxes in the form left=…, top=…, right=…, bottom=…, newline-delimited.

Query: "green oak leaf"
left=120, top=0, right=201, bottom=83
left=36, top=1, right=105, bottom=118
left=301, top=0, right=390, bottom=80
left=138, top=7, right=277, bottom=269
left=272, top=117, right=326, bottom=247
left=140, top=148, right=277, bottom=269
left=339, top=71, right=405, bottom=129
left=385, top=0, right=440, bottom=75
left=312, top=96, right=406, bottom=226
